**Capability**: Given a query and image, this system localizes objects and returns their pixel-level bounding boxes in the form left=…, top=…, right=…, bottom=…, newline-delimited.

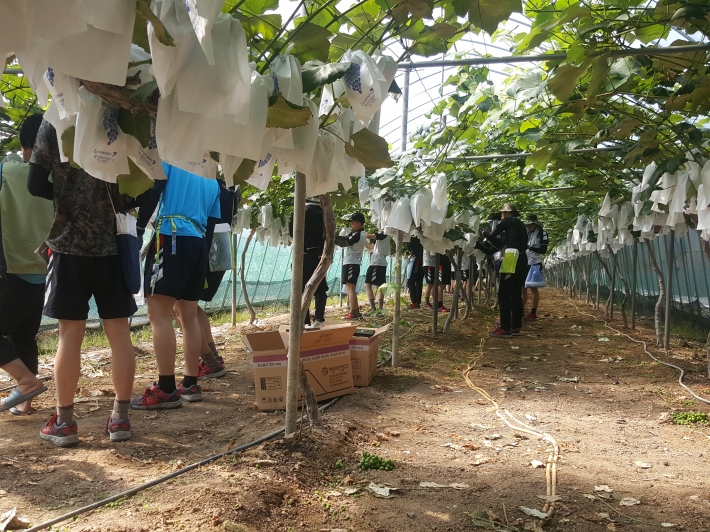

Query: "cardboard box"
left=349, top=325, right=389, bottom=386
left=243, top=324, right=357, bottom=411
left=242, top=330, right=288, bottom=410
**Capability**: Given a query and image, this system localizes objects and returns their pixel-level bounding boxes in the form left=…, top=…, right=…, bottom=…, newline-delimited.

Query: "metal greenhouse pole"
left=631, top=239, right=638, bottom=330
left=664, top=231, right=676, bottom=351
left=285, top=172, right=306, bottom=436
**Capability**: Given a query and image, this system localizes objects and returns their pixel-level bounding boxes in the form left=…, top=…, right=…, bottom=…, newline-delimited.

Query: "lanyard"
left=150, top=214, right=204, bottom=294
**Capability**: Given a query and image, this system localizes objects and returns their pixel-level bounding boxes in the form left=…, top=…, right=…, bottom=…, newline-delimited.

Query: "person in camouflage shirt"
left=28, top=119, right=137, bottom=447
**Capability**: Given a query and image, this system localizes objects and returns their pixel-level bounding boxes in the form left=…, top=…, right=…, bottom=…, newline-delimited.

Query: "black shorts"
left=461, top=269, right=470, bottom=281
left=44, top=252, right=138, bottom=320
left=201, top=270, right=226, bottom=302
left=425, top=266, right=436, bottom=284
left=365, top=265, right=386, bottom=286
left=341, top=264, right=360, bottom=285
left=144, top=235, right=208, bottom=301
left=438, top=255, right=452, bottom=285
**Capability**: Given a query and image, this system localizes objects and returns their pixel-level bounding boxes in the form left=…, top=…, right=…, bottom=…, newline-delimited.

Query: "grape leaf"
left=344, top=129, right=394, bottom=170
left=266, top=94, right=313, bottom=128
left=301, top=61, right=351, bottom=94
left=117, top=159, right=154, bottom=198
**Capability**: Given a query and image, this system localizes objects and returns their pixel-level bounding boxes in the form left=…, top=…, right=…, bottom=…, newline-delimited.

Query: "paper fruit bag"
left=73, top=88, right=129, bottom=182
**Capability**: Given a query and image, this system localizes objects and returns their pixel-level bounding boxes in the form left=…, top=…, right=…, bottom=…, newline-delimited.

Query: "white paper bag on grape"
left=246, top=153, right=277, bottom=191
left=127, top=116, right=166, bottom=181
left=172, top=154, right=218, bottom=179
left=176, top=15, right=251, bottom=123
left=340, top=50, right=395, bottom=127
left=386, top=197, right=413, bottom=233
left=43, top=99, right=77, bottom=164
left=73, top=88, right=129, bottom=182
left=43, top=68, right=80, bottom=119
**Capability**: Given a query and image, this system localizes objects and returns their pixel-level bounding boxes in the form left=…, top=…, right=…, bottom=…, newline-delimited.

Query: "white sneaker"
left=306, top=319, right=325, bottom=329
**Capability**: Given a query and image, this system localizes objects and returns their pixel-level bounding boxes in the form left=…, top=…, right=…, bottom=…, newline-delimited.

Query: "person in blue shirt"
left=131, top=163, right=220, bottom=410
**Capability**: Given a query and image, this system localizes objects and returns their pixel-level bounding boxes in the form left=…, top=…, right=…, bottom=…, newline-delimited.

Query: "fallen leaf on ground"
left=619, top=497, right=641, bottom=506
left=598, top=337, right=610, bottom=342
left=484, top=434, right=502, bottom=440
left=634, top=461, right=653, bottom=469
left=519, top=506, right=548, bottom=519
left=530, top=460, right=545, bottom=468
left=525, top=414, right=537, bottom=421
left=660, top=523, right=678, bottom=528
left=367, top=482, right=396, bottom=498
left=595, top=485, right=613, bottom=493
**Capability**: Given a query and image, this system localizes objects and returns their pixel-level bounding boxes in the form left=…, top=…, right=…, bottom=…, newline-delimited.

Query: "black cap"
left=349, top=212, right=365, bottom=224
left=525, top=214, right=538, bottom=225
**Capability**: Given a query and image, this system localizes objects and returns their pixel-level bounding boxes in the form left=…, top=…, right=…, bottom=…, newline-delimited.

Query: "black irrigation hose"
left=25, top=397, right=342, bottom=532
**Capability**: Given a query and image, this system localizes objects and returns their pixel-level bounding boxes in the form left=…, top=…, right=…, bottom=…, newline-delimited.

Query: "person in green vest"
left=0, top=114, right=54, bottom=415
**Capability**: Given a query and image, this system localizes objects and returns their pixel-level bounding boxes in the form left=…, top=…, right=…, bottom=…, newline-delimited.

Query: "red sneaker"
left=511, top=328, right=521, bottom=336
left=40, top=412, right=79, bottom=447
left=197, top=356, right=226, bottom=380
left=523, top=313, right=537, bottom=321
left=424, top=303, right=433, bottom=310
left=409, top=303, right=421, bottom=309
left=438, top=306, right=449, bottom=313
left=130, top=383, right=183, bottom=410
left=177, top=382, right=203, bottom=403
left=343, top=311, right=362, bottom=320
left=105, top=415, right=131, bottom=442
left=489, top=328, right=512, bottom=338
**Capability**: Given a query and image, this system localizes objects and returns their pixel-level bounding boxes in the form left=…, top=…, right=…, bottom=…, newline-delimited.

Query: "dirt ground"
left=2, top=288, right=710, bottom=532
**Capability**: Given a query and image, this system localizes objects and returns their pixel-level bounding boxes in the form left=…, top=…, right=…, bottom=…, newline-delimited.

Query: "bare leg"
left=0, top=359, right=44, bottom=412
left=103, top=318, right=135, bottom=401
left=365, top=283, right=375, bottom=300
left=438, top=285, right=445, bottom=306
left=147, top=295, right=178, bottom=377
left=531, top=288, right=540, bottom=309
left=175, top=300, right=201, bottom=377
left=346, top=284, right=359, bottom=313
left=54, top=320, right=86, bottom=410
left=196, top=307, right=215, bottom=349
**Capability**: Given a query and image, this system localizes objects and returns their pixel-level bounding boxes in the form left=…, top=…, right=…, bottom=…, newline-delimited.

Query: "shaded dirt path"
left=1, top=289, right=710, bottom=531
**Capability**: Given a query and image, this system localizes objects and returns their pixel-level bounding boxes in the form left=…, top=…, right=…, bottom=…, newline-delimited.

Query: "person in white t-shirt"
left=364, top=231, right=390, bottom=315
left=340, top=212, right=366, bottom=320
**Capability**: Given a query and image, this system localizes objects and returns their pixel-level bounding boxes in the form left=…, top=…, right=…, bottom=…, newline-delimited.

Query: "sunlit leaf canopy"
left=397, top=0, right=710, bottom=246
left=2, top=0, right=710, bottom=247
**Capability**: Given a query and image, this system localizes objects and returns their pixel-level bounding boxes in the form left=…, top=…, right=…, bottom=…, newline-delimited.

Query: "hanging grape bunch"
left=344, top=63, right=362, bottom=94
left=102, top=104, right=119, bottom=146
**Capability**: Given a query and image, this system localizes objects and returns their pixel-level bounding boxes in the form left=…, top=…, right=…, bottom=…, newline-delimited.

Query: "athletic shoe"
left=489, top=328, right=512, bottom=338
left=40, top=412, right=79, bottom=447
left=438, top=306, right=449, bottom=313
left=523, top=313, right=537, bottom=321
left=343, top=311, right=362, bottom=320
left=105, top=415, right=131, bottom=442
left=510, top=328, right=521, bottom=336
left=424, top=303, right=433, bottom=310
left=177, top=382, right=203, bottom=403
left=130, top=383, right=183, bottom=410
left=409, top=303, right=421, bottom=309
left=197, top=356, right=226, bottom=380
left=305, top=319, right=325, bottom=330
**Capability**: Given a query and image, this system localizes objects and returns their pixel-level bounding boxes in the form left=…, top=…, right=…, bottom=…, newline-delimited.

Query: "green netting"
left=40, top=230, right=385, bottom=329
left=549, top=230, right=710, bottom=330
